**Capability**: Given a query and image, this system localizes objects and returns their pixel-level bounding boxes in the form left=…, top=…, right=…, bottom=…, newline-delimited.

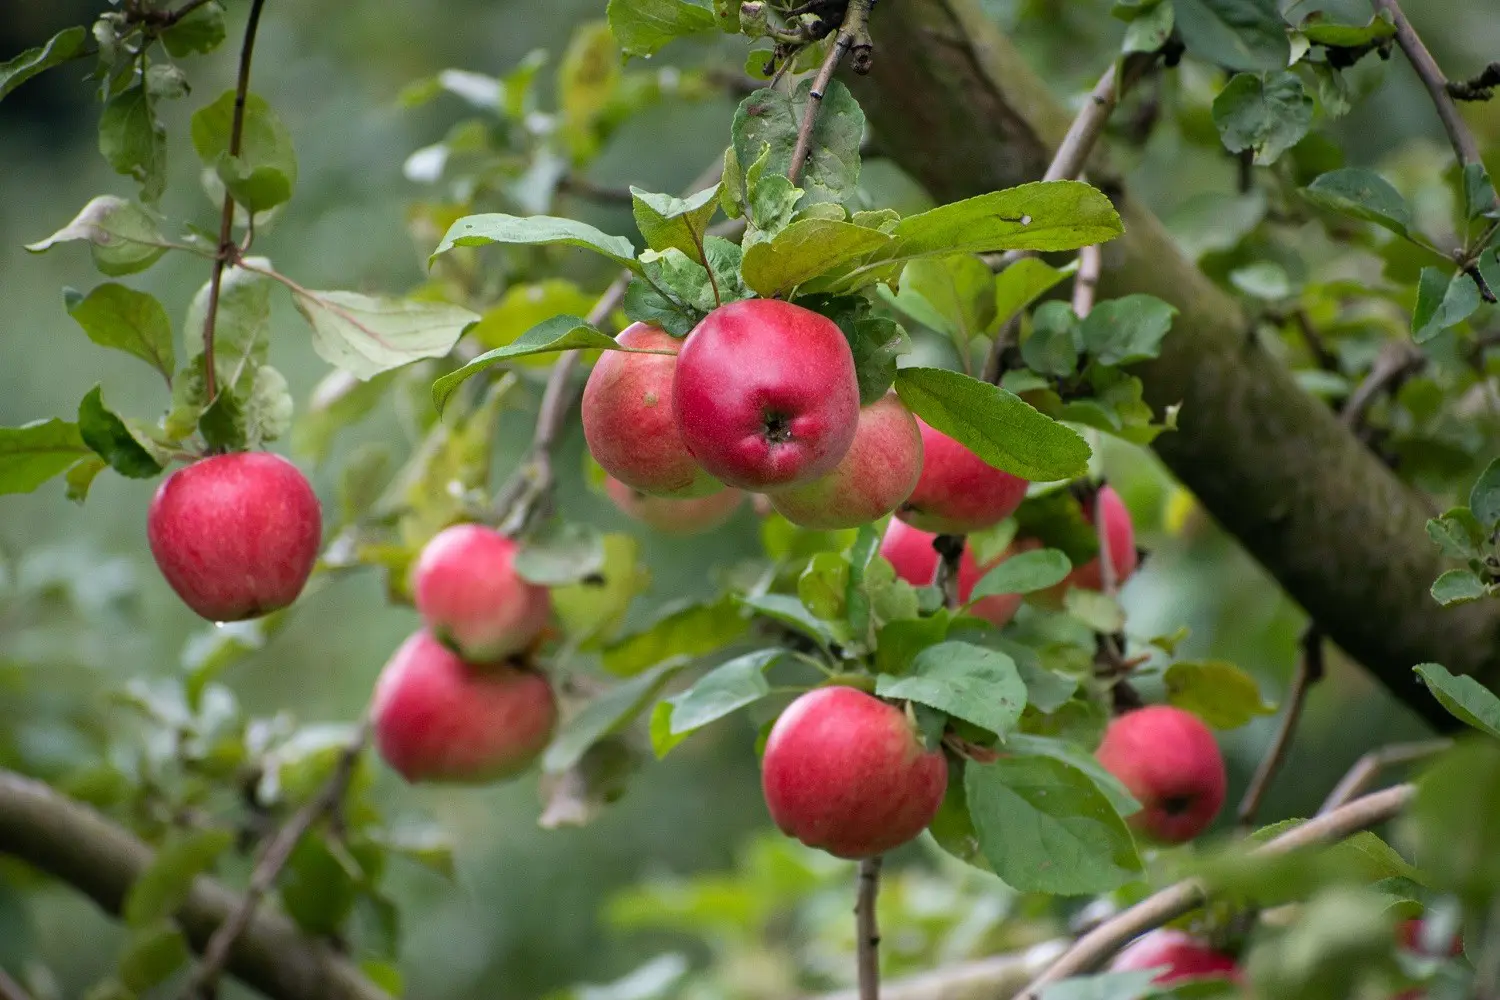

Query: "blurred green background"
left=2, top=1, right=1497, bottom=998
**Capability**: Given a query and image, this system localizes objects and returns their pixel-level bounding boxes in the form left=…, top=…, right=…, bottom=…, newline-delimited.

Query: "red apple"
left=673, top=299, right=860, bottom=490
left=897, top=420, right=1029, bottom=534
left=604, top=476, right=743, bottom=535
left=1399, top=918, right=1463, bottom=957
left=581, top=322, right=721, bottom=498
left=1096, top=705, right=1226, bottom=844
left=147, top=452, right=322, bottom=622
left=761, top=686, right=947, bottom=859
left=1064, top=485, right=1139, bottom=591
left=880, top=518, right=1033, bottom=627
left=412, top=523, right=551, bottom=661
left=372, top=630, right=557, bottom=783
left=768, top=391, right=923, bottom=529
left=1109, top=929, right=1240, bottom=984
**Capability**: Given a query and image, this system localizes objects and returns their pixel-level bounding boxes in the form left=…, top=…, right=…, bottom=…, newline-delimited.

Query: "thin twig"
left=1072, top=244, right=1102, bottom=319
left=183, top=718, right=372, bottom=1000
left=856, top=856, right=883, bottom=1000
left=199, top=0, right=268, bottom=410
left=788, top=34, right=853, bottom=184
left=1290, top=310, right=1339, bottom=372
left=1340, top=341, right=1423, bottom=431
left=0, top=968, right=32, bottom=1000
left=1016, top=784, right=1415, bottom=997
left=1237, top=627, right=1324, bottom=828
left=1045, top=65, right=1121, bottom=185
left=1449, top=62, right=1500, bottom=102
left=1371, top=1, right=1485, bottom=170
left=1317, top=739, right=1450, bottom=814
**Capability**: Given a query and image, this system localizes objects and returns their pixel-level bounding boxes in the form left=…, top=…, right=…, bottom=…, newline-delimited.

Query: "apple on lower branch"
left=411, top=522, right=552, bottom=662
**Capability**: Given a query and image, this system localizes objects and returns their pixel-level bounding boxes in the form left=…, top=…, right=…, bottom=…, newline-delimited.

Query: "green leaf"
left=1302, top=168, right=1413, bottom=238
left=77, top=387, right=163, bottom=479
left=798, top=552, right=849, bottom=621
left=99, top=85, right=167, bottom=202
left=668, top=649, right=783, bottom=735
left=1174, top=0, right=1289, bottom=71
left=1413, top=663, right=1500, bottom=739
left=1426, top=508, right=1486, bottom=559
left=731, top=81, right=864, bottom=207
left=123, top=828, right=234, bottom=926
left=67, top=283, right=175, bottom=382
left=242, top=365, right=294, bottom=447
left=553, top=534, right=647, bottom=646
left=293, top=288, right=477, bottom=382
left=1022, top=301, right=1081, bottom=377
left=1080, top=294, right=1178, bottom=365
left=1464, top=163, right=1497, bottom=221
left=1431, top=569, right=1489, bottom=607
left=65, top=456, right=107, bottom=504
left=433, top=316, right=631, bottom=412
left=875, top=613, right=951, bottom=675
left=161, top=2, right=227, bottom=56
left=1064, top=588, right=1125, bottom=633
left=607, top=0, right=717, bottom=56
left=602, top=598, right=748, bottom=676
left=1122, top=1, right=1175, bottom=54
left=1412, top=268, right=1480, bottom=343
left=280, top=835, right=359, bottom=935
left=1212, top=71, right=1314, bottom=165
left=1008, top=733, right=1141, bottom=816
left=994, top=257, right=1074, bottom=330
left=515, top=520, right=606, bottom=586
left=1405, top=741, right=1500, bottom=903
left=0, top=419, right=92, bottom=494
left=631, top=185, right=720, bottom=263
left=543, top=662, right=685, bottom=772
left=1164, top=660, right=1277, bottom=729
left=0, top=26, right=87, bottom=103
left=737, top=593, right=838, bottom=648
left=741, top=220, right=893, bottom=297
left=875, top=181, right=1123, bottom=263
left=1037, top=969, right=1160, bottom=1000
left=1013, top=488, right=1099, bottom=564
left=118, top=921, right=190, bottom=993
left=887, top=254, right=997, bottom=356
left=190, top=91, right=299, bottom=211
left=965, top=755, right=1143, bottom=894
left=1297, top=11, right=1395, bottom=48
left=894, top=366, right=1091, bottom=482
left=970, top=548, right=1072, bottom=599
left=26, top=195, right=168, bottom=276
left=431, top=212, right=640, bottom=272
left=876, top=641, right=1027, bottom=739
left=1468, top=457, right=1500, bottom=529
left=800, top=293, right=912, bottom=405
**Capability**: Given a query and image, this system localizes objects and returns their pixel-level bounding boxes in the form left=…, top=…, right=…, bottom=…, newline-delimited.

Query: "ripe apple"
left=147, top=451, right=322, bottom=622
left=1109, top=929, right=1240, bottom=984
left=897, top=420, right=1029, bottom=534
left=604, top=475, right=743, bottom=535
left=674, top=299, right=860, bottom=490
left=768, top=391, right=923, bottom=530
left=411, top=523, right=551, bottom=661
left=372, top=630, right=557, bottom=783
left=761, top=685, right=947, bottom=859
left=880, top=518, right=1034, bottom=627
left=1096, top=705, right=1226, bottom=844
left=1399, top=918, right=1463, bottom=957
left=1064, top=485, right=1139, bottom=591
left=581, top=322, right=721, bottom=498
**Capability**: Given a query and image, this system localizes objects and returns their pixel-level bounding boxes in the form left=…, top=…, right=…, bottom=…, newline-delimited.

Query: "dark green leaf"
left=1008, top=733, right=1141, bottom=816
left=122, top=828, right=234, bottom=926
left=1212, top=71, right=1314, bottom=165
left=67, top=283, right=175, bottom=382
left=1174, top=0, right=1289, bottom=71
left=99, top=85, right=167, bottom=202
left=77, top=387, right=163, bottom=479
left=606, top=0, right=717, bottom=56
left=281, top=836, right=358, bottom=935
left=603, top=598, right=748, bottom=676
left=118, top=921, right=190, bottom=993
left=1412, top=662, right=1500, bottom=740
left=1013, top=488, right=1100, bottom=564
left=622, top=276, right=698, bottom=337
left=1404, top=741, right=1500, bottom=904
left=543, top=662, right=685, bottom=772
left=1022, top=301, right=1081, bottom=377
left=432, top=212, right=640, bottom=272
left=515, top=520, right=606, bottom=586
left=1468, top=457, right=1500, bottom=529
left=1426, top=508, right=1485, bottom=559
left=876, top=641, right=1027, bottom=738
left=26, top=195, right=168, bottom=276
left=1302, top=168, right=1412, bottom=238
left=1080, top=294, right=1178, bottom=365
left=0, top=419, right=92, bottom=494
left=631, top=185, right=720, bottom=262
left=0, top=26, right=87, bottom=103
left=190, top=91, right=298, bottom=211
left=668, top=649, right=783, bottom=734
left=1463, top=163, right=1496, bottom=221
left=965, top=755, right=1143, bottom=894
left=875, top=613, right=951, bottom=675
left=798, top=552, right=849, bottom=621
left=1412, top=268, right=1480, bottom=343
left=731, top=81, right=864, bottom=207
left=1164, top=660, right=1277, bottom=729
left=894, top=367, right=1091, bottom=481
left=1431, top=569, right=1488, bottom=606
left=971, top=548, right=1072, bottom=599
left=161, top=2, right=227, bottom=56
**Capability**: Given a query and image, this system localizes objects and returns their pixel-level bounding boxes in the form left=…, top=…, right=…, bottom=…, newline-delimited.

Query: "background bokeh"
left=2, top=1, right=1497, bottom=997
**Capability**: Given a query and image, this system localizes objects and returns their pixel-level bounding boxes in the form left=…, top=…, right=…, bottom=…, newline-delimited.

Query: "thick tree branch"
left=0, top=770, right=389, bottom=1000
left=851, top=0, right=1500, bottom=727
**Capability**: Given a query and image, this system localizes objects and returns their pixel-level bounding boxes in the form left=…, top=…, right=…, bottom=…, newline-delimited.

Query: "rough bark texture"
left=0, top=770, right=389, bottom=1000
left=851, top=0, right=1500, bottom=727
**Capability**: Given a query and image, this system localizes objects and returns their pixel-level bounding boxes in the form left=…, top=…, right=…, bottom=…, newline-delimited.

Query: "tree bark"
left=0, top=770, right=390, bottom=1000
left=851, top=0, right=1500, bottom=727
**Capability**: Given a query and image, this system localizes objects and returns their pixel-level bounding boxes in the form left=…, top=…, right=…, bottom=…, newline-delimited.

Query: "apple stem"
left=856, top=855, right=883, bottom=1000
left=1236, top=626, right=1324, bottom=829
left=198, top=0, right=268, bottom=441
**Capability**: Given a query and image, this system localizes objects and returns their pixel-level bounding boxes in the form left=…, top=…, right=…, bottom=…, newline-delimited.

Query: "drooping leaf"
left=876, top=642, right=1027, bottom=739
left=631, top=185, right=721, bottom=263
left=543, top=661, right=686, bottom=773
left=433, top=315, right=639, bottom=412
left=970, top=548, right=1072, bottom=599
left=67, top=283, right=175, bottom=382
left=602, top=598, right=747, bottom=676
left=161, top=2, right=227, bottom=56
left=431, top=213, right=640, bottom=272
left=1412, top=268, right=1480, bottom=343
left=191, top=91, right=299, bottom=211
left=26, top=196, right=168, bottom=276
left=1412, top=662, right=1500, bottom=740
left=1212, top=71, right=1314, bottom=165
left=994, top=257, right=1074, bottom=331
left=667, top=649, right=783, bottom=735
left=1164, top=660, right=1277, bottom=729
left=0, top=419, right=92, bottom=495
left=0, top=26, right=87, bottom=103
left=99, top=85, right=168, bottom=202
left=894, top=366, right=1091, bottom=482
left=77, top=387, right=163, bottom=479
left=293, top=288, right=477, bottom=381
left=1302, top=168, right=1413, bottom=238
left=1430, top=569, right=1488, bottom=606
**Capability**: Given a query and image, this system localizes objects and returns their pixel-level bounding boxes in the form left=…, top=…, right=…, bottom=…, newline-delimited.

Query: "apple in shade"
left=880, top=518, right=1036, bottom=627
left=896, top=419, right=1029, bottom=534
left=1095, top=705, right=1227, bottom=844
left=411, top=523, right=551, bottom=662
left=604, top=476, right=743, bottom=535
left=372, top=630, right=557, bottom=783
left=147, top=452, right=322, bottom=622
left=581, top=322, right=722, bottom=498
left=1065, top=485, right=1139, bottom=591
left=761, top=686, right=947, bottom=859
left=769, top=391, right=923, bottom=530
left=1399, top=918, right=1463, bottom=957
left=674, top=299, right=860, bottom=490
left=1108, top=929, right=1240, bottom=984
